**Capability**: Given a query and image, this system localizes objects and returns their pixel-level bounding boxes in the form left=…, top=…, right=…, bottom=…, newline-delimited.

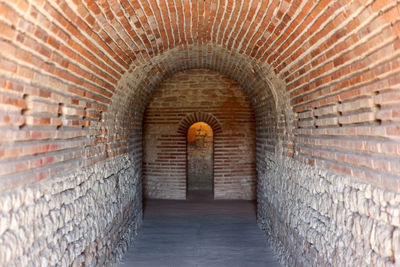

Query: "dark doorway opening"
left=186, top=122, right=214, bottom=200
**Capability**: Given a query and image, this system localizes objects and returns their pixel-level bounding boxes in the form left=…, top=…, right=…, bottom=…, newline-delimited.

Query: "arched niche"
left=186, top=122, right=214, bottom=199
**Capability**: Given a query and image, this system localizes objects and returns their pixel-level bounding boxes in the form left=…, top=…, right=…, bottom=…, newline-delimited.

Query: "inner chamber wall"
left=142, top=69, right=257, bottom=200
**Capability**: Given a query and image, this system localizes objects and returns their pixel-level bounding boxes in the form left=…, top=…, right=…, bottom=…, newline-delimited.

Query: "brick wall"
left=143, top=69, right=256, bottom=200
left=1, top=0, right=399, bottom=194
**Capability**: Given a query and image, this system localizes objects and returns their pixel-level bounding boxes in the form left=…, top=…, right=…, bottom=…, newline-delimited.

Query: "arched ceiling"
left=67, top=0, right=298, bottom=68
left=1, top=0, right=400, bottom=191
left=60, top=0, right=336, bottom=74
left=103, top=44, right=285, bottom=160
left=3, top=0, right=396, bottom=116
left=112, top=44, right=283, bottom=114
left=62, top=0, right=348, bottom=82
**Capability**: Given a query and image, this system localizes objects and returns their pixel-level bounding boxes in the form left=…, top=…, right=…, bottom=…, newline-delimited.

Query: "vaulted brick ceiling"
left=1, top=0, right=400, bottom=192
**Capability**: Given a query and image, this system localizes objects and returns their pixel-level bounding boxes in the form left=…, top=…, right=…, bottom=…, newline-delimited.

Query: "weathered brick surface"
left=143, top=69, right=256, bottom=200
left=0, top=0, right=399, bottom=266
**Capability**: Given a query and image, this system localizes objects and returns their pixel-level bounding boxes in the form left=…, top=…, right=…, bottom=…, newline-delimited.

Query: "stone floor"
left=118, top=191, right=280, bottom=267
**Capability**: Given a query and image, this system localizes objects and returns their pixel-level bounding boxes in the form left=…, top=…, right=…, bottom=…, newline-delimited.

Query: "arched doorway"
left=186, top=122, right=214, bottom=199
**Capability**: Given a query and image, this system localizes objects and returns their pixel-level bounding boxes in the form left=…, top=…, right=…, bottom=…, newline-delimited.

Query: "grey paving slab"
left=118, top=191, right=281, bottom=267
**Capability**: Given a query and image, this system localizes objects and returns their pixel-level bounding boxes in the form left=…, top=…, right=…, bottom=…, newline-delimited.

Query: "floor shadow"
left=186, top=189, right=214, bottom=201
left=121, top=193, right=280, bottom=266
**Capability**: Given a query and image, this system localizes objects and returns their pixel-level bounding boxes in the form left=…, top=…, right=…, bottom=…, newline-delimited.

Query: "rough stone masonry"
left=1, top=0, right=400, bottom=266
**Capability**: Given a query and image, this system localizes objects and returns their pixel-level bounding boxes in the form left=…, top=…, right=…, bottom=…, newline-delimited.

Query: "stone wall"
left=0, top=154, right=142, bottom=266
left=258, top=153, right=400, bottom=266
left=143, top=69, right=256, bottom=200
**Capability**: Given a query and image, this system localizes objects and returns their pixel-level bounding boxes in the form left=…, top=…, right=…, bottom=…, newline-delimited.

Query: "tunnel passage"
left=1, top=0, right=400, bottom=266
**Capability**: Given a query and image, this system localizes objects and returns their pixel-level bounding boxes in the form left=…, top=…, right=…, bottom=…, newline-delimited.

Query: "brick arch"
left=107, top=44, right=285, bottom=172
left=177, top=112, right=223, bottom=136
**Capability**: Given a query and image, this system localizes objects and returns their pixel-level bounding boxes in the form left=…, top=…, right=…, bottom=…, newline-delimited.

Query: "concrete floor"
left=118, top=191, right=280, bottom=267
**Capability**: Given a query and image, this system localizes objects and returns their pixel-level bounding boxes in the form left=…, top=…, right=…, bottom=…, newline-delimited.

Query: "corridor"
left=119, top=192, right=280, bottom=267
left=2, top=0, right=400, bottom=265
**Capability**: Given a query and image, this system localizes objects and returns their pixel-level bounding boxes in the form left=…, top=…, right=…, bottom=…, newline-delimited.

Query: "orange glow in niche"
left=187, top=122, right=213, bottom=143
